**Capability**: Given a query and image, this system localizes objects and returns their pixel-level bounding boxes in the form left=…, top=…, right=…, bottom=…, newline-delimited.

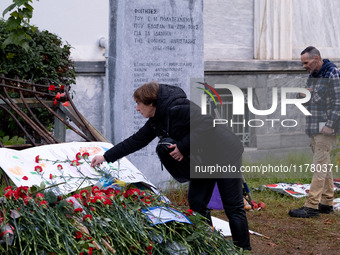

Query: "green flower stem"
left=30, top=181, right=67, bottom=196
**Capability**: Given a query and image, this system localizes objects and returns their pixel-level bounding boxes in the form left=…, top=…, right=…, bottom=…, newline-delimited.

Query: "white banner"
left=0, top=142, right=153, bottom=195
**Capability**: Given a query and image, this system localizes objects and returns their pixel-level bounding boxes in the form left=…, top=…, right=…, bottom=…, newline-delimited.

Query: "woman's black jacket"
left=103, top=84, right=243, bottom=174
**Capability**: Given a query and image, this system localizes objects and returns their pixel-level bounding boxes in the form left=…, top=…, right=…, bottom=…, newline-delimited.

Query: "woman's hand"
left=91, top=155, right=106, bottom=167
left=168, top=144, right=184, bottom=161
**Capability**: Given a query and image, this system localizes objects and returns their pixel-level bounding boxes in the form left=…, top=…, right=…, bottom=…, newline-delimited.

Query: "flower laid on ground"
left=0, top=183, right=239, bottom=254
left=36, top=193, right=44, bottom=201
left=35, top=155, right=40, bottom=163
left=0, top=152, right=239, bottom=254
left=34, top=165, right=43, bottom=173
left=82, top=152, right=90, bottom=159
left=71, top=160, right=80, bottom=166
left=74, top=208, right=83, bottom=213
left=186, top=209, right=194, bottom=216
left=76, top=152, right=82, bottom=160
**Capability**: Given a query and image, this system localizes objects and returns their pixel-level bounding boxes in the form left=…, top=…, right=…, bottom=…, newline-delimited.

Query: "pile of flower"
left=0, top=152, right=241, bottom=254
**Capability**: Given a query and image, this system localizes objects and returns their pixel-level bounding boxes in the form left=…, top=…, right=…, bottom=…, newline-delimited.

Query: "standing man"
left=289, top=46, right=340, bottom=218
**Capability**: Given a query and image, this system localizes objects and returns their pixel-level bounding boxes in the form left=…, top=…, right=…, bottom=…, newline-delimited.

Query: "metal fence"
left=206, top=89, right=251, bottom=146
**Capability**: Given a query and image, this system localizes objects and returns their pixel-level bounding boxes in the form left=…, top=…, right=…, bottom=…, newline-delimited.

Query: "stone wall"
left=66, top=61, right=107, bottom=142
left=205, top=0, right=340, bottom=60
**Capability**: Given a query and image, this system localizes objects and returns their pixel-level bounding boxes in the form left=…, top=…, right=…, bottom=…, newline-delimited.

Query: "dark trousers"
left=187, top=158, right=251, bottom=250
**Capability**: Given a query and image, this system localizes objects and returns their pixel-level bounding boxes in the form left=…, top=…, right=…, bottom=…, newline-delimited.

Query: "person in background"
left=91, top=82, right=251, bottom=250
left=289, top=46, right=340, bottom=218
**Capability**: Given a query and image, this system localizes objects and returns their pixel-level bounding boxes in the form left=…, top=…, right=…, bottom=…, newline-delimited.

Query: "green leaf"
left=44, top=191, right=58, bottom=206
left=2, top=30, right=29, bottom=50
left=5, top=16, right=21, bottom=30
left=21, top=7, right=33, bottom=19
left=2, top=136, right=9, bottom=144
left=30, top=184, right=39, bottom=194
left=39, top=181, right=46, bottom=190
left=10, top=10, right=19, bottom=18
left=24, top=3, right=34, bottom=12
left=14, top=0, right=32, bottom=6
left=20, top=41, right=30, bottom=51
left=5, top=52, right=16, bottom=59
left=9, top=30, right=26, bottom=43
left=2, top=3, right=17, bottom=17
left=17, top=137, right=26, bottom=144
left=10, top=135, right=18, bottom=144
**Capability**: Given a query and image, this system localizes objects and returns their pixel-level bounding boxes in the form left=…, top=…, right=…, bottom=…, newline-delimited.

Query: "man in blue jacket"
left=289, top=46, right=340, bottom=218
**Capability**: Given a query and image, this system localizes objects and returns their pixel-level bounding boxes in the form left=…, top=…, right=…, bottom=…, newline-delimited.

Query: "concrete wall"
left=65, top=62, right=107, bottom=142
left=204, top=0, right=254, bottom=60
left=205, top=0, right=340, bottom=60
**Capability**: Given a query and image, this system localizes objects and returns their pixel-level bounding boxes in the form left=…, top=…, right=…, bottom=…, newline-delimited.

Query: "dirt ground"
left=214, top=209, right=340, bottom=255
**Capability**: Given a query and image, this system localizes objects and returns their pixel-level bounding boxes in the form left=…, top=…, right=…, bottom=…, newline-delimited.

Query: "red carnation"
left=36, top=193, right=44, bottom=201
left=91, top=186, right=99, bottom=194
left=103, top=199, right=112, bottom=207
left=75, top=152, right=82, bottom=160
left=48, top=85, right=56, bottom=91
left=40, top=200, right=48, bottom=208
left=82, top=152, right=90, bottom=159
left=88, top=247, right=93, bottom=255
left=71, top=160, right=79, bottom=166
left=35, top=155, right=40, bottom=163
left=80, top=190, right=89, bottom=199
left=55, top=92, right=61, bottom=100
left=74, top=208, right=83, bottom=213
left=75, top=231, right=83, bottom=239
left=57, top=164, right=63, bottom=170
left=146, top=241, right=153, bottom=254
left=186, top=209, right=194, bottom=215
left=4, top=186, right=12, bottom=191
left=83, top=214, right=92, bottom=222
left=34, top=166, right=43, bottom=173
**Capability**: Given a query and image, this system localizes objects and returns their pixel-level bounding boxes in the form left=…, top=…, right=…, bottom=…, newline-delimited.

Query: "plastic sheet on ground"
left=260, top=179, right=340, bottom=198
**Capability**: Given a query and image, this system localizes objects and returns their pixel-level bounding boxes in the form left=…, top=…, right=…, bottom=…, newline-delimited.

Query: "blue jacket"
left=304, top=59, right=340, bottom=136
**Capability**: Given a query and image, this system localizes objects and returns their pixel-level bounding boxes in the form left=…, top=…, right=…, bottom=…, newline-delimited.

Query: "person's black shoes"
left=289, top=206, right=319, bottom=218
left=289, top=204, right=334, bottom=218
left=318, top=204, right=333, bottom=214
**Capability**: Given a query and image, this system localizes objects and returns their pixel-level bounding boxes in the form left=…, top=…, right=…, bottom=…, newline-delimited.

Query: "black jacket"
left=104, top=84, right=243, bottom=170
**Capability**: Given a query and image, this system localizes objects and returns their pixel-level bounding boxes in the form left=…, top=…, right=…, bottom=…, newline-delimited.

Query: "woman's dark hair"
left=133, top=81, right=159, bottom=106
